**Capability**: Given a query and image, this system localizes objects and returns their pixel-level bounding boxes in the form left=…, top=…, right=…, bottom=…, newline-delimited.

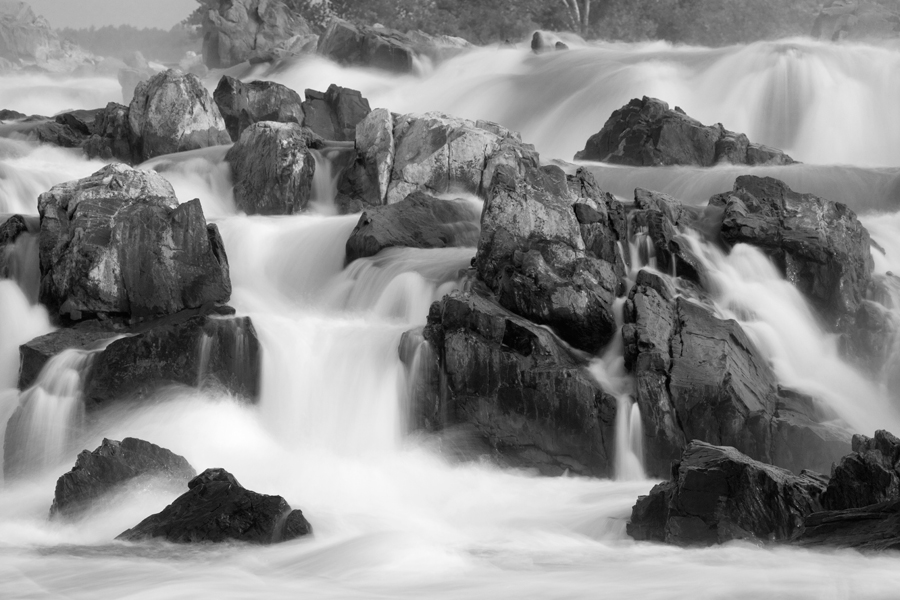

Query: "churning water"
left=2, top=38, right=900, bottom=599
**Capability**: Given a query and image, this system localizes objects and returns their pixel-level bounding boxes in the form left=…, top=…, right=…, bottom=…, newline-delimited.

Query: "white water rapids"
left=2, top=39, right=900, bottom=598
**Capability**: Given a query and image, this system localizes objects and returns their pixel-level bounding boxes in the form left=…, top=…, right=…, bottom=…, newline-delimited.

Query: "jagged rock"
left=50, top=437, right=195, bottom=519
left=201, top=0, right=314, bottom=68
left=213, top=75, right=304, bottom=142
left=821, top=431, right=900, bottom=511
left=796, top=499, right=900, bottom=550
left=575, top=96, right=795, bottom=166
left=712, top=176, right=873, bottom=332
left=627, top=441, right=826, bottom=545
left=474, top=164, right=620, bottom=354
left=812, top=0, right=900, bottom=41
left=340, top=108, right=394, bottom=205
left=17, top=324, right=117, bottom=390
left=345, top=191, right=480, bottom=264
left=225, top=121, right=318, bottom=215
left=0, top=108, right=25, bottom=120
left=301, top=84, right=370, bottom=142
left=413, top=288, right=617, bottom=476
left=81, top=102, right=135, bottom=163
left=128, top=69, right=231, bottom=162
left=629, top=188, right=702, bottom=282
left=38, top=164, right=231, bottom=323
left=117, top=468, right=312, bottom=544
left=0, top=2, right=61, bottom=63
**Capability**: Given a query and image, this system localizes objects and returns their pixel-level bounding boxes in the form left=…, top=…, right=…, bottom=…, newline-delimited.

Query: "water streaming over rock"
left=2, top=38, right=900, bottom=598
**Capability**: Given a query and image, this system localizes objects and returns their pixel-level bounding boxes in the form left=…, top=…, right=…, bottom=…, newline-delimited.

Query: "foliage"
left=59, top=25, right=199, bottom=63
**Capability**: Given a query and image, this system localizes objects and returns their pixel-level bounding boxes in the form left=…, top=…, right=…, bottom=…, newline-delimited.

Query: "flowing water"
left=2, top=39, right=900, bottom=598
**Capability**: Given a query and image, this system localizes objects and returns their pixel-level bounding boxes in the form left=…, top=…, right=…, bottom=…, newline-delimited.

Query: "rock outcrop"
left=302, top=84, right=370, bottom=142
left=38, top=164, right=231, bottom=323
left=812, top=0, right=900, bottom=41
left=225, top=121, right=318, bottom=215
left=796, top=499, right=900, bottom=550
left=627, top=441, right=826, bottom=546
left=201, top=0, right=315, bottom=68
left=345, top=191, right=480, bottom=264
left=128, top=69, right=231, bottom=162
left=117, top=468, right=312, bottom=544
left=821, top=431, right=900, bottom=511
left=213, top=75, right=304, bottom=142
left=50, top=437, right=195, bottom=519
left=575, top=96, right=794, bottom=166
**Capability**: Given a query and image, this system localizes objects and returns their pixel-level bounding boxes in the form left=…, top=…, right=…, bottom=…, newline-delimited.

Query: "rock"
left=629, top=188, right=703, bottom=282
left=0, top=108, right=25, bottom=120
left=49, top=437, right=195, bottom=519
left=17, top=324, right=117, bottom=390
left=413, top=288, right=617, bottom=476
left=38, top=164, right=231, bottom=323
left=796, top=499, right=900, bottom=550
left=345, top=191, right=480, bottom=264
left=812, top=0, right=900, bottom=41
left=128, top=69, right=231, bottom=162
left=225, top=121, right=317, bottom=215
left=315, top=19, right=411, bottom=73
left=201, top=0, right=314, bottom=68
left=117, top=467, right=312, bottom=544
left=575, top=96, right=795, bottom=166
left=0, top=2, right=61, bottom=63
left=213, top=75, right=304, bottom=142
left=712, top=176, right=873, bottom=331
left=301, top=84, right=370, bottom=142
left=81, top=102, right=136, bottom=163
left=821, top=431, right=900, bottom=511
left=627, top=441, right=826, bottom=545
left=474, top=164, right=620, bottom=354
left=340, top=108, right=394, bottom=205
left=118, top=65, right=156, bottom=105
left=530, top=31, right=570, bottom=53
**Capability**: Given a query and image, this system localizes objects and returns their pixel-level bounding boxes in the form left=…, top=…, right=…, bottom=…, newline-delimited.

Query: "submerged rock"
left=575, top=96, right=794, bottom=166
left=118, top=468, right=312, bottom=544
left=627, top=441, right=826, bottom=546
left=50, top=437, right=195, bottom=519
left=38, top=164, right=231, bottom=323
left=344, top=191, right=480, bottom=264
left=302, top=84, right=370, bottom=142
left=213, top=75, right=304, bottom=142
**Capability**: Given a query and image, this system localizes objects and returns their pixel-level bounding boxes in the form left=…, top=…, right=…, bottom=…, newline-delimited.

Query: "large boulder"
left=412, top=288, right=617, bottom=476
left=49, top=437, right=195, bottom=519
left=821, top=431, right=900, bottom=511
left=213, top=75, right=304, bottom=142
left=225, top=121, right=318, bottom=215
left=117, top=467, right=312, bottom=544
left=712, top=176, right=873, bottom=332
left=81, top=102, right=136, bottom=163
left=201, top=0, right=315, bottom=68
left=344, top=191, right=480, bottom=264
left=575, top=96, right=794, bottom=166
left=302, top=84, right=370, bottom=142
left=37, top=164, right=231, bottom=323
left=16, top=324, right=117, bottom=390
left=128, top=69, right=231, bottom=162
left=627, top=441, right=826, bottom=546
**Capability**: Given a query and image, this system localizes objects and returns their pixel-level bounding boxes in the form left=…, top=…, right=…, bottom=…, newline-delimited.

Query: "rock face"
left=821, top=431, right=900, bottom=511
left=302, top=84, right=370, bottom=142
left=50, top=437, right=195, bottom=519
left=117, top=468, right=312, bottom=544
left=213, top=75, right=304, bottom=142
left=17, top=325, right=117, bottom=390
left=416, top=288, right=617, bottom=476
left=812, top=0, right=900, bottom=41
left=796, top=500, right=900, bottom=550
left=225, top=121, right=317, bottom=215
left=201, top=0, right=315, bottom=68
left=128, top=69, right=231, bottom=162
left=0, top=1, right=60, bottom=63
left=82, top=102, right=136, bottom=163
left=37, top=164, right=231, bottom=323
left=627, top=441, right=826, bottom=546
left=345, top=192, right=480, bottom=264
left=575, top=96, right=794, bottom=166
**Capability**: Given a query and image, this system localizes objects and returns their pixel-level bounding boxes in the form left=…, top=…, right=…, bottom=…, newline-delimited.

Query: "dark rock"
left=0, top=108, right=26, bottom=121
left=225, top=121, right=317, bottom=215
left=50, top=437, right=195, bottom=519
left=796, top=499, right=900, bottom=550
left=302, top=84, right=370, bottom=142
left=117, top=467, right=312, bottom=544
left=17, top=324, right=118, bottom=390
left=413, top=288, right=617, bottom=476
left=575, top=96, right=795, bottom=166
left=821, top=431, right=900, bottom=511
left=627, top=441, right=826, bottom=545
left=128, top=69, right=231, bottom=162
left=81, top=102, right=136, bottom=163
left=213, top=75, right=304, bottom=142
left=345, top=191, right=480, bottom=264
left=629, top=188, right=703, bottom=282
left=530, top=31, right=569, bottom=53
left=38, top=164, right=231, bottom=323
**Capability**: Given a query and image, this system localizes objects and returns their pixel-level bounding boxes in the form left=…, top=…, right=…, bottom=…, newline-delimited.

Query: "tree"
left=561, top=0, right=591, bottom=36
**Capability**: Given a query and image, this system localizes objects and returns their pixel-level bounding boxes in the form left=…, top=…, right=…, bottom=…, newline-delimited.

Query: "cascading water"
left=3, top=37, right=900, bottom=599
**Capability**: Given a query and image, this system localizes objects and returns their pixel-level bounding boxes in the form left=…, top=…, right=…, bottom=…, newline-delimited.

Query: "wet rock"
left=345, top=191, right=480, bottom=264
left=50, top=437, right=195, bottom=519
left=301, top=84, right=370, bottom=142
left=340, top=108, right=394, bottom=205
left=81, top=102, right=136, bottom=163
left=225, top=121, right=317, bottom=215
left=629, top=188, right=703, bottom=282
left=475, top=164, right=620, bottom=354
left=413, top=288, right=617, bottom=476
left=213, top=75, right=304, bottom=142
left=38, top=164, right=231, bottom=323
left=575, top=96, right=795, bottom=166
left=712, top=176, right=873, bottom=331
left=627, top=441, right=826, bottom=545
left=117, top=467, right=312, bottom=544
left=201, top=0, right=314, bottom=68
left=796, top=499, right=900, bottom=550
left=530, top=31, right=570, bottom=53
left=821, top=431, right=900, bottom=511
left=17, top=324, right=117, bottom=390
left=128, top=69, right=231, bottom=162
